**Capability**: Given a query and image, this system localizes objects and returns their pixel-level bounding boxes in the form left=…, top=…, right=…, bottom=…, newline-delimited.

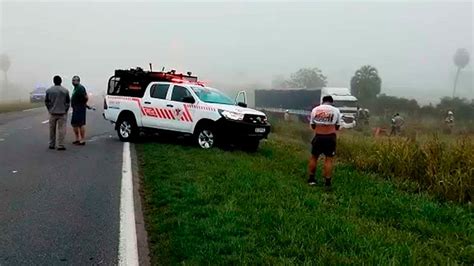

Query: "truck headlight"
left=219, top=110, right=244, bottom=121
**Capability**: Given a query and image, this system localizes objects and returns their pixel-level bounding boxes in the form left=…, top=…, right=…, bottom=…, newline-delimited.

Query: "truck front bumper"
left=215, top=118, right=271, bottom=141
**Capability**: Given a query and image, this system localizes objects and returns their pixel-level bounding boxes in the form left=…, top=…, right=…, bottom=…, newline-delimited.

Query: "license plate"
left=255, top=128, right=266, bottom=133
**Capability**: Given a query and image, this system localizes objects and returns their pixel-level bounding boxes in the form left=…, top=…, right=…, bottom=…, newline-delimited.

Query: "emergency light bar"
left=114, top=67, right=200, bottom=85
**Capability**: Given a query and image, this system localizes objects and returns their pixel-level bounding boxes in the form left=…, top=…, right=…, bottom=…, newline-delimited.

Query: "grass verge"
left=270, top=119, right=473, bottom=203
left=137, top=138, right=473, bottom=264
left=0, top=101, right=42, bottom=113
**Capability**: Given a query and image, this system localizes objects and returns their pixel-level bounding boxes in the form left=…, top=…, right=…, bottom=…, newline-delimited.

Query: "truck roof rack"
left=108, top=67, right=202, bottom=97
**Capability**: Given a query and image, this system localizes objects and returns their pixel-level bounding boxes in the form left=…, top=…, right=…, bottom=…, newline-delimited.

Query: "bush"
left=367, top=95, right=473, bottom=123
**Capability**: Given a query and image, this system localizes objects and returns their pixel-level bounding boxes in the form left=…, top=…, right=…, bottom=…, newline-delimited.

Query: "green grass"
left=270, top=119, right=473, bottom=203
left=0, top=101, right=42, bottom=113
left=138, top=138, right=473, bottom=265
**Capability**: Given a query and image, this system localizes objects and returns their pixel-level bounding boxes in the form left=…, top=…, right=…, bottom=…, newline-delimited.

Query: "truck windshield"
left=191, top=86, right=234, bottom=105
left=333, top=100, right=358, bottom=108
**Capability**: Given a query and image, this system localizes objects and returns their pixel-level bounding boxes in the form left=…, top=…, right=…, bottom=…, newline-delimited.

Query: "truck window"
left=108, top=77, right=121, bottom=95
left=333, top=100, right=358, bottom=108
left=150, top=84, right=170, bottom=99
left=171, top=85, right=192, bottom=102
left=107, top=76, right=147, bottom=97
left=191, top=86, right=234, bottom=105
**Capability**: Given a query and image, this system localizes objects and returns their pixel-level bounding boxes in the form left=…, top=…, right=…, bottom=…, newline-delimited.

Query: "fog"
left=1, top=0, right=473, bottom=104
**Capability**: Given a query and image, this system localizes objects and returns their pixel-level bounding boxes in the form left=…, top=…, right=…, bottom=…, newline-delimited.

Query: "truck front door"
left=141, top=83, right=174, bottom=130
left=166, top=85, right=196, bottom=133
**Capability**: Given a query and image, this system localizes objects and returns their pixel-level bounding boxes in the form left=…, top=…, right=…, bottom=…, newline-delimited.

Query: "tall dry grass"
left=338, top=134, right=473, bottom=203
left=269, top=113, right=473, bottom=203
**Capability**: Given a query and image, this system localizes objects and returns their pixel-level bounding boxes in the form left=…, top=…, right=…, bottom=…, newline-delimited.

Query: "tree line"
left=271, top=48, right=471, bottom=120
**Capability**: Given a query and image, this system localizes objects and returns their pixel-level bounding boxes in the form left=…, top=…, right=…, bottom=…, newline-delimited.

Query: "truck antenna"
left=149, top=63, right=153, bottom=72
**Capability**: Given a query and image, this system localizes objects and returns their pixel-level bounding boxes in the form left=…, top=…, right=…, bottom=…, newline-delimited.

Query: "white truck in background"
left=255, top=87, right=358, bottom=128
left=320, top=87, right=358, bottom=128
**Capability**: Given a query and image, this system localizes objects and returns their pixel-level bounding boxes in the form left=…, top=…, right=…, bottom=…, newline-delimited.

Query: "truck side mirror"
left=235, top=91, right=247, bottom=105
left=237, top=102, right=247, bottom=108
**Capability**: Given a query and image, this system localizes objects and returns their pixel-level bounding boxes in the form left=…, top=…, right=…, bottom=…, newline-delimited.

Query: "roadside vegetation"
left=271, top=119, right=473, bottom=203
left=0, top=101, right=42, bottom=113
left=138, top=118, right=473, bottom=264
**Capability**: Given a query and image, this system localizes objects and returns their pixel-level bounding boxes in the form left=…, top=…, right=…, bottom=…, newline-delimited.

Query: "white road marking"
left=41, top=120, right=49, bottom=124
left=118, top=142, right=139, bottom=266
left=22, top=107, right=40, bottom=112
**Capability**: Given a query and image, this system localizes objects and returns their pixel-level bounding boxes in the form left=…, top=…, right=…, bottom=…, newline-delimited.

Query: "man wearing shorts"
left=71, top=76, right=88, bottom=145
left=307, top=96, right=341, bottom=187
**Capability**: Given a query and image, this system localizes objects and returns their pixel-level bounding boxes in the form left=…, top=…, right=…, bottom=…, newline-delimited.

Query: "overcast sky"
left=1, top=1, right=473, bottom=104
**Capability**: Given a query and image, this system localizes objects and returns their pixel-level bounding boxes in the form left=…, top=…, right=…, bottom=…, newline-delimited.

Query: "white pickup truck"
left=103, top=68, right=271, bottom=151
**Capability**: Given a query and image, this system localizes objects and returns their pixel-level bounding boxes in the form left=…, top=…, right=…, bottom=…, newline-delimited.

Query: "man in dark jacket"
left=71, top=76, right=88, bottom=145
left=45, top=75, right=70, bottom=150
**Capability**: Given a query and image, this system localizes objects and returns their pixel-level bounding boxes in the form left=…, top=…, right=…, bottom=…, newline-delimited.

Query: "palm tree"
left=452, top=48, right=470, bottom=98
left=350, top=65, right=381, bottom=104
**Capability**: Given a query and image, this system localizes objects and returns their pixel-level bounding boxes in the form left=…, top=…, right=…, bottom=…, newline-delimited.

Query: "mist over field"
left=0, top=1, right=472, bottom=104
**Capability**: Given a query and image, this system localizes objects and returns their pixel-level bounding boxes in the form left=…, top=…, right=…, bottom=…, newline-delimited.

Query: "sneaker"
left=307, top=177, right=317, bottom=186
left=57, top=146, right=66, bottom=151
left=78, top=142, right=86, bottom=146
left=49, top=146, right=55, bottom=150
left=72, top=141, right=80, bottom=145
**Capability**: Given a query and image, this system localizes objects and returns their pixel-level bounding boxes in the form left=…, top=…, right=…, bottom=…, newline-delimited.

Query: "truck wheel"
left=117, top=115, right=137, bottom=142
left=195, top=126, right=216, bottom=149
left=243, top=140, right=260, bottom=152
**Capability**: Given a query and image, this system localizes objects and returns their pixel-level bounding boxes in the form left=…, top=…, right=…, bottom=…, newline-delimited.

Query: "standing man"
left=444, top=110, right=455, bottom=134
left=284, top=110, right=291, bottom=121
left=363, top=109, right=370, bottom=126
left=45, top=75, right=70, bottom=150
left=71, top=76, right=88, bottom=145
left=307, top=96, right=341, bottom=188
left=390, top=113, right=405, bottom=136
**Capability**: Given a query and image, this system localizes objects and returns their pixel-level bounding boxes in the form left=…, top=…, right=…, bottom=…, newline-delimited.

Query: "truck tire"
left=117, top=114, right=138, bottom=142
left=194, top=125, right=216, bottom=149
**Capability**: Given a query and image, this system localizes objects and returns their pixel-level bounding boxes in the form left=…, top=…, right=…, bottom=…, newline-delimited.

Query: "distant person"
left=356, top=106, right=361, bottom=120
left=362, top=108, right=370, bottom=126
left=356, top=107, right=369, bottom=127
left=444, top=110, right=455, bottom=133
left=390, top=113, right=405, bottom=136
left=71, top=76, right=88, bottom=145
left=307, top=95, right=341, bottom=188
left=45, top=75, right=70, bottom=150
left=284, top=109, right=290, bottom=121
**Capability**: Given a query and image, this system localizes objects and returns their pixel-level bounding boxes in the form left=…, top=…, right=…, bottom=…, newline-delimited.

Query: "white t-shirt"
left=310, top=104, right=341, bottom=126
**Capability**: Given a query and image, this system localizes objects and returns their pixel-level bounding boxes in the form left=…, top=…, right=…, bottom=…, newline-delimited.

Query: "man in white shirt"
left=307, top=96, right=341, bottom=188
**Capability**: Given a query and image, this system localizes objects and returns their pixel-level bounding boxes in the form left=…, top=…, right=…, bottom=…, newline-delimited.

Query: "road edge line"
left=130, top=143, right=151, bottom=266
left=118, top=142, right=139, bottom=265
left=22, top=107, right=42, bottom=112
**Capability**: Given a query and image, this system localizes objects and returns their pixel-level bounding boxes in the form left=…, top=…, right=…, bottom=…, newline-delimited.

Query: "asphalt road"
left=0, top=99, right=123, bottom=265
